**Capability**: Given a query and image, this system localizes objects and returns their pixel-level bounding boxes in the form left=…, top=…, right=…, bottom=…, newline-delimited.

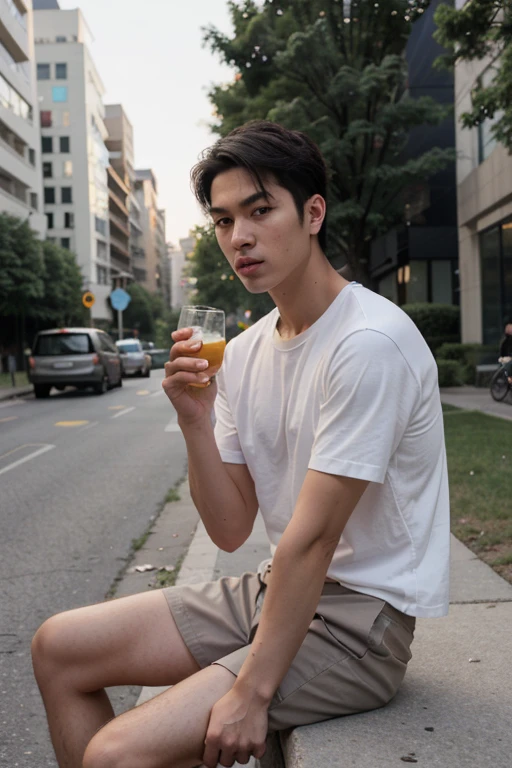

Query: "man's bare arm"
left=163, top=328, right=258, bottom=552
left=234, top=469, right=369, bottom=700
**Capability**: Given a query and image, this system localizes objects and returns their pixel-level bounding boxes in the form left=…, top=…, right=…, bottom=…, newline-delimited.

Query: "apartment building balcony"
left=108, top=186, right=129, bottom=218
left=110, top=233, right=131, bottom=262
left=109, top=210, right=130, bottom=238
left=133, top=266, right=147, bottom=283
left=0, top=0, right=29, bottom=64
left=131, top=245, right=145, bottom=262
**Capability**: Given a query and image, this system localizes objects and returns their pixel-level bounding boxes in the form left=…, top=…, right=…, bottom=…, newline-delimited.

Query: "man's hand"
left=202, top=687, right=269, bottom=767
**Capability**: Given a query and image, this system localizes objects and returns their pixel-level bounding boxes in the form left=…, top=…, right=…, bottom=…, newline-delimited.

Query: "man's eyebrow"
left=209, top=190, right=272, bottom=215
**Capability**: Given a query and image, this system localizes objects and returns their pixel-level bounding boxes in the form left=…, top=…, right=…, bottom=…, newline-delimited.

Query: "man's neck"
left=270, top=250, right=350, bottom=341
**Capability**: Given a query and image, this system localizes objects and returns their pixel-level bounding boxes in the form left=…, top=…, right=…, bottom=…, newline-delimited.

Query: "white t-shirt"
left=214, top=283, right=450, bottom=617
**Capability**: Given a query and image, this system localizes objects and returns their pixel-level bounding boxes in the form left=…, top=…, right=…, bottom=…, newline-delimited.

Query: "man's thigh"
left=33, top=590, right=200, bottom=691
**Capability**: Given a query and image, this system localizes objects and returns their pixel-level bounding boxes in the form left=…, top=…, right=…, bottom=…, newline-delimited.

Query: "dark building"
left=369, top=0, right=458, bottom=306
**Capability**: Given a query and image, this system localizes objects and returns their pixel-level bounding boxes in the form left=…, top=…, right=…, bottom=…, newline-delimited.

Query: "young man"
left=498, top=321, right=512, bottom=384
left=32, top=121, right=450, bottom=768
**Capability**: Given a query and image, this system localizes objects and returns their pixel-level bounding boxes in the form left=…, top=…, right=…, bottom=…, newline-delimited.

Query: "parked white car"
left=115, top=339, right=151, bottom=377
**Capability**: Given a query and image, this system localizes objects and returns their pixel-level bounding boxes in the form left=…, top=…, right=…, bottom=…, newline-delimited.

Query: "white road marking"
left=150, top=390, right=164, bottom=398
left=111, top=406, right=135, bottom=419
left=0, top=443, right=55, bottom=476
left=164, top=419, right=181, bottom=432
left=0, top=415, right=18, bottom=423
left=78, top=421, right=98, bottom=432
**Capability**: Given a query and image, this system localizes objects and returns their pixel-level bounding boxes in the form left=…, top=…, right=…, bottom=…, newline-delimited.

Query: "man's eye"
left=254, top=207, right=271, bottom=216
left=215, top=218, right=231, bottom=227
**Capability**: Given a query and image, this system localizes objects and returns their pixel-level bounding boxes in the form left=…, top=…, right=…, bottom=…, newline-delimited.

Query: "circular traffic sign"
left=82, top=291, right=95, bottom=309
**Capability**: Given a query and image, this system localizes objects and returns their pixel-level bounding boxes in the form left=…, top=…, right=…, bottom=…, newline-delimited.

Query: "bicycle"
left=490, top=360, right=512, bottom=402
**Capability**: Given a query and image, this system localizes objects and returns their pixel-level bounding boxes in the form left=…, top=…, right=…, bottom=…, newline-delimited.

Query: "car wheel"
left=94, top=372, right=108, bottom=395
left=34, top=384, right=51, bottom=399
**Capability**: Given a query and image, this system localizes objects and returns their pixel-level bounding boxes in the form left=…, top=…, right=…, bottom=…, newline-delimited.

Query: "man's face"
left=209, top=167, right=319, bottom=295
left=506, top=324, right=512, bottom=336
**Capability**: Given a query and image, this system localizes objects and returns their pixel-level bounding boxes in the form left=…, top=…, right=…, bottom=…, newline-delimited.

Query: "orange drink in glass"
left=178, top=306, right=226, bottom=388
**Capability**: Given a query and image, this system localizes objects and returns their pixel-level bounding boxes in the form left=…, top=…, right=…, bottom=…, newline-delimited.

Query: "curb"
left=0, top=386, right=33, bottom=401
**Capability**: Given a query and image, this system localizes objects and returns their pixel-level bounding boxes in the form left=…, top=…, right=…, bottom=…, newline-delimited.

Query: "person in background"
left=498, top=320, right=512, bottom=384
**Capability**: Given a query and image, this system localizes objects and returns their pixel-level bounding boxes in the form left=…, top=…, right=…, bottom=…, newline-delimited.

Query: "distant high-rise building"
left=104, top=104, right=134, bottom=285
left=34, top=2, right=111, bottom=320
left=170, top=235, right=195, bottom=309
left=0, top=0, right=45, bottom=236
left=134, top=169, right=162, bottom=294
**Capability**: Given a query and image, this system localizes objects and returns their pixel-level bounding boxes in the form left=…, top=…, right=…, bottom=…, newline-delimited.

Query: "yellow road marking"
left=0, top=416, right=17, bottom=423
left=136, top=390, right=150, bottom=396
left=55, top=421, right=89, bottom=427
left=108, top=405, right=126, bottom=410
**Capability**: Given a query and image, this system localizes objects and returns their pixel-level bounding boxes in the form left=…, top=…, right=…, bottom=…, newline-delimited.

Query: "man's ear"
left=306, top=194, right=326, bottom=237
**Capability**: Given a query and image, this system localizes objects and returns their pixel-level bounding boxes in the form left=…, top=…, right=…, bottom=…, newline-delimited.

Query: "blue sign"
left=110, top=288, right=131, bottom=312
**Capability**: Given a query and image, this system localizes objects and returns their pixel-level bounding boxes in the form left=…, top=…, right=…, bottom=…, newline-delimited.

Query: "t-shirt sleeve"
left=213, top=365, right=246, bottom=464
left=309, top=330, right=419, bottom=483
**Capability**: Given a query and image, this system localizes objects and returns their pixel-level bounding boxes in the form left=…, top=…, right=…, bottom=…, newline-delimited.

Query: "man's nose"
left=231, top=220, right=255, bottom=250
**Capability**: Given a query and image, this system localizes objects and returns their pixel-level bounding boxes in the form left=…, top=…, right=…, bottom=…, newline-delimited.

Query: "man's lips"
left=235, top=257, right=264, bottom=275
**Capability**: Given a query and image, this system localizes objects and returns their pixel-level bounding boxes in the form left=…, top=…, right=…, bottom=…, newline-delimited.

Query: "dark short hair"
left=191, top=120, right=328, bottom=250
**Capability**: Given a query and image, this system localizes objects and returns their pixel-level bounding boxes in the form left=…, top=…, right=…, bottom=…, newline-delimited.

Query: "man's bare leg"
left=82, top=665, right=237, bottom=768
left=31, top=591, right=201, bottom=768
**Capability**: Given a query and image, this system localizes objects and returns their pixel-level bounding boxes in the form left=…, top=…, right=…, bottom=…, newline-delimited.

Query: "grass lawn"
left=0, top=371, right=29, bottom=390
left=443, top=405, right=512, bottom=583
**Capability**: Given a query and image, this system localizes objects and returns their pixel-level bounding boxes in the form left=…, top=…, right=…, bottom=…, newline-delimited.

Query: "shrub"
left=436, top=343, right=497, bottom=384
left=437, top=359, right=464, bottom=387
left=401, top=303, right=460, bottom=354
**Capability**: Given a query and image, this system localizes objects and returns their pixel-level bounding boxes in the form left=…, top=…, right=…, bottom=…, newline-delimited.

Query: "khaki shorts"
left=163, top=571, right=415, bottom=732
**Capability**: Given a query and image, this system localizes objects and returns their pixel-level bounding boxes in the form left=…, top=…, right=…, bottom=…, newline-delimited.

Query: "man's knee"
left=82, top=729, right=125, bottom=768
left=31, top=611, right=78, bottom=681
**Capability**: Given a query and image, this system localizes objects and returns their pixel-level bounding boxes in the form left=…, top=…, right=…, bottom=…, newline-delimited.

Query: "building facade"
left=454, top=0, right=512, bottom=345
left=0, top=0, right=45, bottom=236
left=170, top=235, right=195, bottom=310
left=368, top=0, right=458, bottom=307
left=34, top=1, right=111, bottom=321
left=134, top=168, right=161, bottom=294
left=104, top=103, right=138, bottom=286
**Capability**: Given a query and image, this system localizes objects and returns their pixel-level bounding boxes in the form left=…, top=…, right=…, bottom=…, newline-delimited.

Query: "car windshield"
left=34, top=333, right=94, bottom=356
left=118, top=343, right=141, bottom=353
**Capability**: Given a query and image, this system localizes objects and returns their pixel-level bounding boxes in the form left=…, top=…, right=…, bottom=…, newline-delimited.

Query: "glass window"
left=97, top=239, right=108, bottom=260
left=56, top=36, right=67, bottom=43
left=378, top=272, right=398, bottom=304
left=503, top=222, right=512, bottom=326
left=95, top=216, right=107, bottom=235
left=62, top=111, right=70, bottom=127
left=407, top=260, right=428, bottom=303
left=97, top=264, right=109, bottom=284
left=43, top=162, right=52, bottom=178
left=46, top=212, right=54, bottom=229
left=52, top=86, right=68, bottom=103
left=60, top=136, right=70, bottom=153
left=42, top=136, right=53, bottom=153
left=480, top=227, right=502, bottom=344
left=44, top=187, right=55, bottom=204
left=29, top=148, right=35, bottom=166
left=431, top=261, right=453, bottom=304
left=30, top=193, right=38, bottom=211
left=63, top=160, right=72, bottom=177
left=64, top=212, right=74, bottom=228
left=61, top=237, right=71, bottom=250
left=40, top=110, right=52, bottom=127
left=34, top=333, right=93, bottom=356
left=61, top=187, right=72, bottom=203
left=55, top=63, right=67, bottom=79
left=37, top=63, right=50, bottom=80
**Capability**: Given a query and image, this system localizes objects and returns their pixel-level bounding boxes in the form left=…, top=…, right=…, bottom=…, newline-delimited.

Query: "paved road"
left=0, top=370, right=187, bottom=767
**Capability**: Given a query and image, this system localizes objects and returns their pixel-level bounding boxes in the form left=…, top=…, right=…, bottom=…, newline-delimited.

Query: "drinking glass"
left=177, top=305, right=226, bottom=388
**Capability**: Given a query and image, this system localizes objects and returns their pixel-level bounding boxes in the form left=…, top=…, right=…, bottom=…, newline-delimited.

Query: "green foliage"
left=36, top=241, right=88, bottom=327
left=434, top=0, right=512, bottom=152
left=401, top=302, right=460, bottom=352
left=203, top=0, right=454, bottom=278
left=189, top=225, right=274, bottom=321
left=437, top=359, right=464, bottom=387
left=121, top=283, right=155, bottom=338
left=0, top=214, right=44, bottom=315
left=436, top=342, right=497, bottom=383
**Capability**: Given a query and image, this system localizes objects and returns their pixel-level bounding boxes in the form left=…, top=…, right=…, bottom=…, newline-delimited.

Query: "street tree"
left=121, top=283, right=155, bottom=339
left=0, top=213, right=44, bottom=317
left=35, top=241, right=88, bottom=328
left=434, top=0, right=512, bottom=152
left=202, top=0, right=454, bottom=281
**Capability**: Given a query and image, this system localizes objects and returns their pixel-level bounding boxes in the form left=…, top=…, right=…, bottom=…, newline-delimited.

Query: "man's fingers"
left=202, top=740, right=220, bottom=768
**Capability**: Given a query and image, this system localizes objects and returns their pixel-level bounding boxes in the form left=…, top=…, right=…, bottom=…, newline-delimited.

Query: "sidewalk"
left=0, top=384, right=33, bottom=401
left=440, top=384, right=512, bottom=421
left=126, top=481, right=512, bottom=768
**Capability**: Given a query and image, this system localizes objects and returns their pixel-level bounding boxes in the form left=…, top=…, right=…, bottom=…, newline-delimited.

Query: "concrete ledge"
left=259, top=601, right=512, bottom=767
